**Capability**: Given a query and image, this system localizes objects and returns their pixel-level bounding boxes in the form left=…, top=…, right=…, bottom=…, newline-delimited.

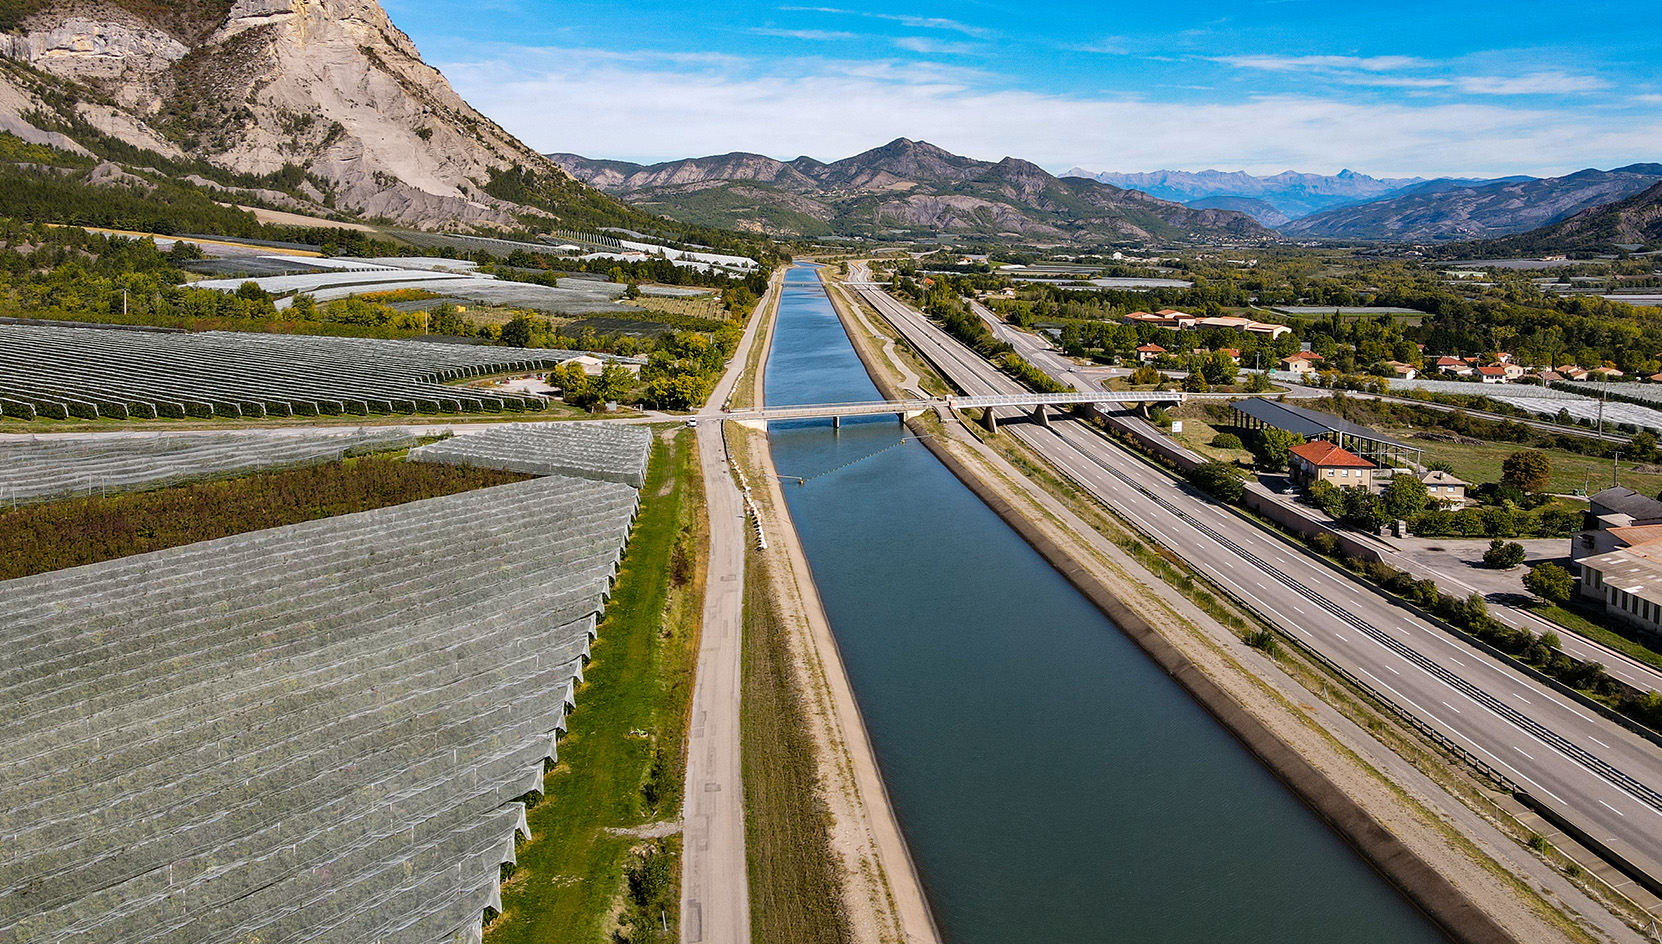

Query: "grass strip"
left=1532, top=602, right=1662, bottom=673
left=485, top=430, right=705, bottom=944
left=0, top=453, right=527, bottom=580
left=741, top=547, right=854, bottom=944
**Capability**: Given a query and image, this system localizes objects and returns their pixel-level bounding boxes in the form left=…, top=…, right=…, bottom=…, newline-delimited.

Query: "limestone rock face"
left=0, top=0, right=570, bottom=228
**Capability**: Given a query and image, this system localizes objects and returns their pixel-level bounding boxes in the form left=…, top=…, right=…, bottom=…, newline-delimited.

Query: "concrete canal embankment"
left=778, top=265, right=1449, bottom=944
left=818, top=269, right=1520, bottom=944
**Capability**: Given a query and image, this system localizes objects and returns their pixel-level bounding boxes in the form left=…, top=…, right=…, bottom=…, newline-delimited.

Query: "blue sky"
left=382, top=0, right=1662, bottom=178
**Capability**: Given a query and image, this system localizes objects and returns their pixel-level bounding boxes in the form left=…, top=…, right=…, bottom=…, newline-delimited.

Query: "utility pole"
left=1614, top=450, right=1623, bottom=488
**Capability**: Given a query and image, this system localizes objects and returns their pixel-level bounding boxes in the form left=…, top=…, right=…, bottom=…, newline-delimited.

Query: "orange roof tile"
left=1289, top=440, right=1375, bottom=468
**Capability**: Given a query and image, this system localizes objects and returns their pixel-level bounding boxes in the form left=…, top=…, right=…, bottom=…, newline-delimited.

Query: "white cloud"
left=891, top=36, right=981, bottom=56
left=1457, top=71, right=1610, bottom=95
left=438, top=47, right=1661, bottom=178
left=1216, top=54, right=1431, bottom=73
left=778, top=7, right=990, bottom=37
left=752, top=27, right=861, bottom=41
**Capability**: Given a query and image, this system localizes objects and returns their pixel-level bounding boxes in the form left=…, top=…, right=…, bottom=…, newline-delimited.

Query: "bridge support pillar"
left=833, top=415, right=841, bottom=430
left=1033, top=405, right=1051, bottom=428
left=895, top=412, right=906, bottom=426
left=981, top=409, right=998, bottom=434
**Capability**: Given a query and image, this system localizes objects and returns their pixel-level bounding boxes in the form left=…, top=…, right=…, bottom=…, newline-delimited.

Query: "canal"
left=762, top=265, right=1447, bottom=943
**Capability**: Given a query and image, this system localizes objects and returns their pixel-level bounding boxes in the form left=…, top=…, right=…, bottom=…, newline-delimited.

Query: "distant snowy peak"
left=1062, top=168, right=1427, bottom=219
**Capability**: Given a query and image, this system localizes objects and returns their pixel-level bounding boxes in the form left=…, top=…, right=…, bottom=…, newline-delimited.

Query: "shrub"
left=1482, top=539, right=1527, bottom=569
left=1188, top=461, right=1245, bottom=503
left=1210, top=433, right=1243, bottom=449
left=1307, top=479, right=1346, bottom=517
left=1524, top=562, right=1574, bottom=602
left=1129, top=364, right=1162, bottom=385
left=1243, top=629, right=1280, bottom=656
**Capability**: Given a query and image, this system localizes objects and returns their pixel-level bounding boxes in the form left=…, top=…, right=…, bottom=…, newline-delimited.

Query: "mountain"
left=1280, top=165, right=1662, bottom=242
left=0, top=0, right=644, bottom=231
left=1183, top=196, right=1290, bottom=228
left=1062, top=168, right=1424, bottom=219
left=1457, top=180, right=1662, bottom=256
left=550, top=139, right=1273, bottom=245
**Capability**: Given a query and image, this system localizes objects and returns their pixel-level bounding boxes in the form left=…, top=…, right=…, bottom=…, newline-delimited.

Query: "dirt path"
left=679, top=271, right=778, bottom=944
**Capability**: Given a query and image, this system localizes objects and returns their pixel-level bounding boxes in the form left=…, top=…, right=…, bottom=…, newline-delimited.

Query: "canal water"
left=762, top=265, right=1446, bottom=943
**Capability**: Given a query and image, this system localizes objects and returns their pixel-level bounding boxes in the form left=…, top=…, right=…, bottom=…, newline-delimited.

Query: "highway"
left=845, top=265, right=1662, bottom=892
left=962, top=297, right=1662, bottom=698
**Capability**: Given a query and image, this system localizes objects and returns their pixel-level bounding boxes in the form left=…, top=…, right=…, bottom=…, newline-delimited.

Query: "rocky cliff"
left=0, top=0, right=579, bottom=228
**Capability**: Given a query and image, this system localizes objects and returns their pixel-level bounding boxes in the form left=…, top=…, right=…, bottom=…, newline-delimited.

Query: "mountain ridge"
left=550, top=139, right=1273, bottom=245
left=1061, top=167, right=1426, bottom=219
left=1281, top=165, right=1662, bottom=242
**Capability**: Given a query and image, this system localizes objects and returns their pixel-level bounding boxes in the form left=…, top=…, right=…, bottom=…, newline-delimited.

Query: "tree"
left=1482, top=538, right=1528, bottom=569
left=1501, top=450, right=1552, bottom=495
left=1244, top=371, right=1272, bottom=393
left=1188, top=461, right=1245, bottom=503
left=1524, top=562, right=1574, bottom=602
left=593, top=363, right=636, bottom=405
left=1250, top=428, right=1304, bottom=471
left=1129, top=364, right=1161, bottom=385
left=1342, top=487, right=1389, bottom=533
left=500, top=313, right=535, bottom=349
left=1200, top=351, right=1238, bottom=386
left=1381, top=474, right=1429, bottom=519
left=1307, top=478, right=1346, bottom=517
left=1182, top=371, right=1210, bottom=393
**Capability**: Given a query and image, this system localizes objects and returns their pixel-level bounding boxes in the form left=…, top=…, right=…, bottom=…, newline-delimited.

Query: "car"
left=685, top=418, right=699, bottom=428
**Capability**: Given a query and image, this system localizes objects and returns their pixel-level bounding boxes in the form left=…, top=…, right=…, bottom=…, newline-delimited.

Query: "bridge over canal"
left=712, top=390, right=1188, bottom=431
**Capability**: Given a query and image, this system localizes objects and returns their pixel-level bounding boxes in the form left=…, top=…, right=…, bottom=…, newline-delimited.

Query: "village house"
left=1136, top=343, right=1167, bottom=363
left=1383, top=361, right=1418, bottom=380
left=1289, top=440, right=1377, bottom=489
left=1477, top=365, right=1509, bottom=383
left=1421, top=469, right=1469, bottom=507
left=1279, top=351, right=1325, bottom=375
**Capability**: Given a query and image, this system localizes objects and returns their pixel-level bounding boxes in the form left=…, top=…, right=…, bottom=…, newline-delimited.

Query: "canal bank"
left=812, top=266, right=1622, bottom=944
left=724, top=267, right=940, bottom=944
left=763, top=265, right=1454, bottom=944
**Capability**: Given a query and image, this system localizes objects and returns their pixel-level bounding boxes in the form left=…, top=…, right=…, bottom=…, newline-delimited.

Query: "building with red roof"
left=1289, top=440, right=1377, bottom=489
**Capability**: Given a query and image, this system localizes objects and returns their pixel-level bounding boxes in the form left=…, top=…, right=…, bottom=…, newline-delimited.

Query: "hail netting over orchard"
left=0, top=427, right=420, bottom=504
left=0, top=425, right=654, bottom=944
left=411, top=423, right=653, bottom=488
left=0, top=324, right=645, bottom=421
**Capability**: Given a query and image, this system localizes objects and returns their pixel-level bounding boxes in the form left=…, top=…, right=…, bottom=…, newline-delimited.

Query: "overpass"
left=713, top=390, right=1186, bottom=431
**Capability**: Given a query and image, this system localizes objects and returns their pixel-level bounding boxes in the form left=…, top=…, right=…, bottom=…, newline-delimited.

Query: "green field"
left=485, top=430, right=705, bottom=944
left=1394, top=432, right=1662, bottom=497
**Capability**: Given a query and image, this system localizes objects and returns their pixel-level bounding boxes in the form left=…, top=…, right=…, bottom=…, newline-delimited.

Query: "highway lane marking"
left=1448, top=657, right=1465, bottom=666
left=1599, top=799, right=1626, bottom=816
left=1292, top=604, right=1306, bottom=614
left=1514, top=693, right=1531, bottom=704
left=1442, top=701, right=1461, bottom=713
left=1387, top=665, right=1401, bottom=675
left=1513, top=746, right=1534, bottom=760
left=976, top=354, right=1659, bottom=818
left=1589, top=735, right=1610, bottom=749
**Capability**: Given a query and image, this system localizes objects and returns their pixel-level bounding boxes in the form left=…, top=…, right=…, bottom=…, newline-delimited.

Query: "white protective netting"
left=0, top=473, right=641, bottom=944
left=0, top=324, right=641, bottom=420
left=0, top=428, right=419, bottom=504
left=410, top=423, right=653, bottom=488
